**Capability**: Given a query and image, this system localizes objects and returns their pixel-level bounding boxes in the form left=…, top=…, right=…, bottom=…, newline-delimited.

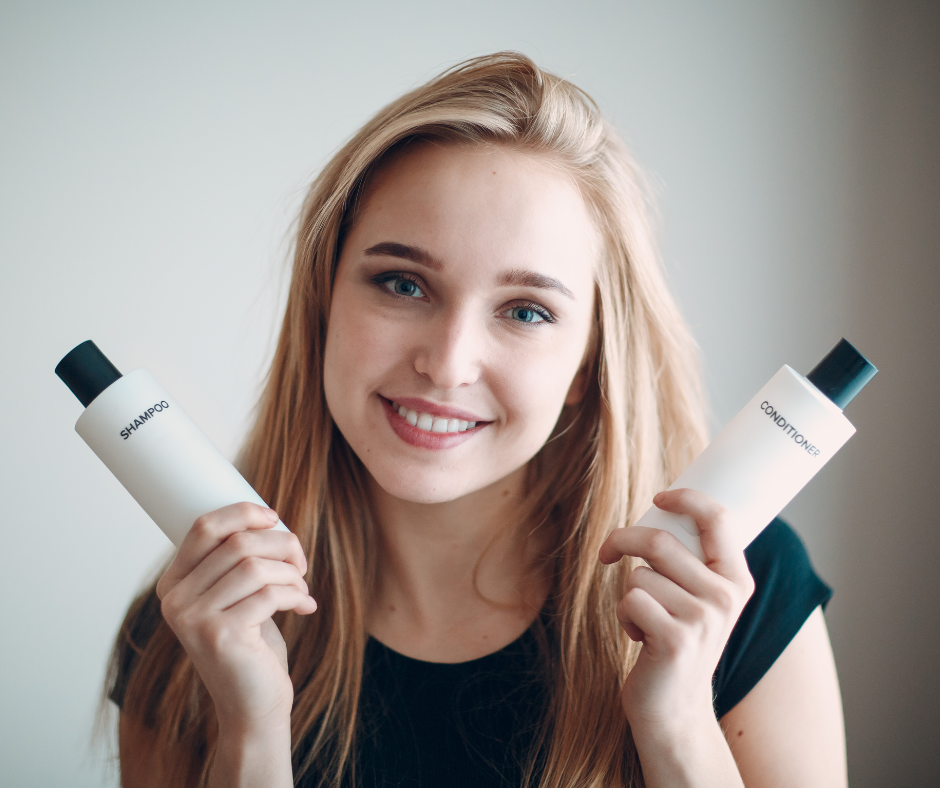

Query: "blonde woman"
left=110, top=53, right=846, bottom=787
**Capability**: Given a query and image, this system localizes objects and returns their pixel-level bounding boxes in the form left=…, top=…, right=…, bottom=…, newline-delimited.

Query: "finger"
left=598, top=527, right=627, bottom=565
left=223, top=584, right=318, bottom=628
left=651, top=489, right=751, bottom=584
left=157, top=503, right=280, bottom=599
left=603, top=524, right=752, bottom=633
left=197, top=557, right=310, bottom=613
left=620, top=616, right=646, bottom=643
left=617, top=586, right=674, bottom=647
left=179, top=529, right=308, bottom=600
left=601, top=525, right=716, bottom=598
left=627, top=565, right=699, bottom=620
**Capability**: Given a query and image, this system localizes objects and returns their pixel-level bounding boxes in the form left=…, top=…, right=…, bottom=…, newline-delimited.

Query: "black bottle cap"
left=55, top=340, right=123, bottom=407
left=806, top=338, right=877, bottom=410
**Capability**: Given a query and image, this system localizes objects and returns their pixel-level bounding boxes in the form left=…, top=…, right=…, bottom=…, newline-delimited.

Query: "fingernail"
left=267, top=508, right=279, bottom=521
left=653, top=492, right=665, bottom=505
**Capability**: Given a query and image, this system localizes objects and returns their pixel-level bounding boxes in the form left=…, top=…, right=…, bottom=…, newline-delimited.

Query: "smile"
left=389, top=401, right=477, bottom=433
left=379, top=396, right=487, bottom=450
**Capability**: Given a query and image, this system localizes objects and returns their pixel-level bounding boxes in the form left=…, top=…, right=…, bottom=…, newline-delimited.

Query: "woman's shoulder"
left=713, top=518, right=833, bottom=718
left=743, top=518, right=828, bottom=579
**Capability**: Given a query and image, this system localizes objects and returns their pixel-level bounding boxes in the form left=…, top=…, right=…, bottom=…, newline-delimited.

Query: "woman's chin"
left=362, top=461, right=491, bottom=506
left=368, top=473, right=476, bottom=505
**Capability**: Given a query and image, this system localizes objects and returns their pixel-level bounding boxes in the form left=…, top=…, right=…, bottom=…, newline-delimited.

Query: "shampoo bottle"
left=637, top=338, right=877, bottom=560
left=56, top=340, right=290, bottom=547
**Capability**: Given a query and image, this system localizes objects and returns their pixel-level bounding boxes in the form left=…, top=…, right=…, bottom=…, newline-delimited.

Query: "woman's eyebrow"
left=363, top=241, right=574, bottom=300
left=498, top=269, right=575, bottom=300
left=363, top=241, right=443, bottom=271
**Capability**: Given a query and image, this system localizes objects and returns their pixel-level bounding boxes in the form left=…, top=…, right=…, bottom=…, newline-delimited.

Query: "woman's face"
left=324, top=142, right=599, bottom=504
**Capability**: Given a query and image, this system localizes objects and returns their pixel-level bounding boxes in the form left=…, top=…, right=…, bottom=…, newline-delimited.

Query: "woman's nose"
left=412, top=309, right=483, bottom=390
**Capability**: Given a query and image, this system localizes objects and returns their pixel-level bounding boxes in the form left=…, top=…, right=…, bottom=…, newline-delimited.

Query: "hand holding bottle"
left=600, top=488, right=754, bottom=738
left=600, top=488, right=755, bottom=787
left=156, top=502, right=316, bottom=732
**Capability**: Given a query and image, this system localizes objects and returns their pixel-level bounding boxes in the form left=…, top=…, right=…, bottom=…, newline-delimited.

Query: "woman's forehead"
left=349, top=142, right=600, bottom=292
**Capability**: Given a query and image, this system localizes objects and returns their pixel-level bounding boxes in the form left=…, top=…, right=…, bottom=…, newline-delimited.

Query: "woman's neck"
left=366, top=465, right=551, bottom=663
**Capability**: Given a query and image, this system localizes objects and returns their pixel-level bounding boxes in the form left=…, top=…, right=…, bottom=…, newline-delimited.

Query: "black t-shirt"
left=112, top=518, right=831, bottom=786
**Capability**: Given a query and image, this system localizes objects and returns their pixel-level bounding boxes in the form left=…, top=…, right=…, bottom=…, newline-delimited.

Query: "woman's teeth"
left=391, top=401, right=477, bottom=433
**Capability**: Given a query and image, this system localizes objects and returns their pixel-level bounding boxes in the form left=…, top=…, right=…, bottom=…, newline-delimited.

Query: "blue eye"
left=511, top=306, right=542, bottom=323
left=380, top=275, right=424, bottom=298
left=506, top=303, right=552, bottom=324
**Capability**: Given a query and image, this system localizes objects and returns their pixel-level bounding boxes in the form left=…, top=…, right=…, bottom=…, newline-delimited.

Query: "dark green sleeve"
left=712, top=518, right=833, bottom=719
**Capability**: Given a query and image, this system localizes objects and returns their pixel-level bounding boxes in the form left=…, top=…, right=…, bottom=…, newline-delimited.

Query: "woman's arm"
left=600, top=489, right=751, bottom=788
left=152, top=502, right=315, bottom=788
left=720, top=606, right=847, bottom=788
left=600, top=490, right=846, bottom=788
left=119, top=700, right=294, bottom=788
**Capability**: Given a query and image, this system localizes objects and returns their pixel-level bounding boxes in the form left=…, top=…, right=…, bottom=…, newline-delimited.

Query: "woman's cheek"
left=327, top=286, right=395, bottom=375
left=494, top=352, right=573, bottom=444
left=324, top=300, right=383, bottom=427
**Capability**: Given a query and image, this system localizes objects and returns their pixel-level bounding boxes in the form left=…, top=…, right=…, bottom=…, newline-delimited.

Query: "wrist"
left=216, top=711, right=293, bottom=743
left=628, top=707, right=743, bottom=788
left=628, top=699, right=716, bottom=749
left=624, top=687, right=716, bottom=741
left=210, top=715, right=293, bottom=788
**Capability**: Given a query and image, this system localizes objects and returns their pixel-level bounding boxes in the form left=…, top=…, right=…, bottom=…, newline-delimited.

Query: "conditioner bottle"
left=56, top=340, right=289, bottom=547
left=637, top=339, right=877, bottom=560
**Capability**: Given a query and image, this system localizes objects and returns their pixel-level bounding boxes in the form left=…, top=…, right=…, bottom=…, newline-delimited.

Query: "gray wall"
left=838, top=3, right=940, bottom=786
left=0, top=2, right=936, bottom=785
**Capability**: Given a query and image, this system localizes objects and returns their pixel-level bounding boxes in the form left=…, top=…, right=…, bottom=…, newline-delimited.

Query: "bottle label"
left=759, top=400, right=822, bottom=457
left=119, top=400, right=171, bottom=440
left=76, top=368, right=272, bottom=546
left=634, top=364, right=856, bottom=556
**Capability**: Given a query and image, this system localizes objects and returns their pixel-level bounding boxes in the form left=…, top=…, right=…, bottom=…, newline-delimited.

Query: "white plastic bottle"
left=56, top=341, right=290, bottom=547
left=637, top=339, right=877, bottom=560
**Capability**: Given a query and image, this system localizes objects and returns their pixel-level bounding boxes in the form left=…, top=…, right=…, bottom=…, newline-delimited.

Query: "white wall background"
left=1, top=2, right=936, bottom=786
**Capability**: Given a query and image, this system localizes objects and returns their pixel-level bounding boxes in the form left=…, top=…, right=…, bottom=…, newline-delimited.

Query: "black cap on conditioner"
left=55, top=340, right=123, bottom=407
left=806, top=338, right=878, bottom=410
left=633, top=336, right=877, bottom=562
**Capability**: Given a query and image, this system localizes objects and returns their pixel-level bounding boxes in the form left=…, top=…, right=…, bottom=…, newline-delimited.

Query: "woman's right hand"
left=156, top=502, right=317, bottom=733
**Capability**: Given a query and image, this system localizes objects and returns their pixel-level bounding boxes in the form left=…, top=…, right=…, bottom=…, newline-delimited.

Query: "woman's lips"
left=387, top=396, right=487, bottom=423
left=379, top=396, right=487, bottom=450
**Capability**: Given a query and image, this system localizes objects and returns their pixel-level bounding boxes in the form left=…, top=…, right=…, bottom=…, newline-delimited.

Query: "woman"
left=110, top=52, right=846, bottom=787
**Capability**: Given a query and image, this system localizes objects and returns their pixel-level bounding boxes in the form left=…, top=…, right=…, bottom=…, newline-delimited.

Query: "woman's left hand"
left=599, top=488, right=755, bottom=736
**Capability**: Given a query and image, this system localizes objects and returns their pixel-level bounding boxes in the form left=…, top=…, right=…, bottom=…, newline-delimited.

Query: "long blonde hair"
left=112, top=52, right=707, bottom=787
